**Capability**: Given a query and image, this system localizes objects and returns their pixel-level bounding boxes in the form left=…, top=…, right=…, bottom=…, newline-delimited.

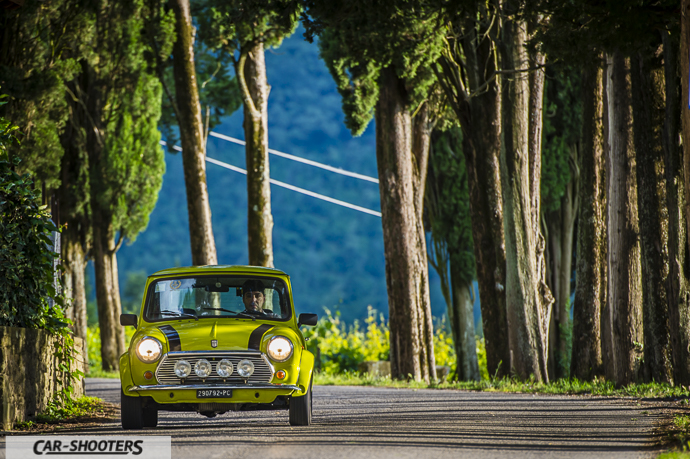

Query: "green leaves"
left=305, top=0, right=445, bottom=135
left=199, top=0, right=301, bottom=54
left=0, top=146, right=64, bottom=329
left=318, top=28, right=380, bottom=136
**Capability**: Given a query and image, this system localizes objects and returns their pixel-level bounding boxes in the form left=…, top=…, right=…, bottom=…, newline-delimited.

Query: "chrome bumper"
left=128, top=383, right=300, bottom=392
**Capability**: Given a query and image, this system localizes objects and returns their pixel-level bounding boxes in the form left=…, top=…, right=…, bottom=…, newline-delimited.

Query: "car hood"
left=139, top=319, right=295, bottom=353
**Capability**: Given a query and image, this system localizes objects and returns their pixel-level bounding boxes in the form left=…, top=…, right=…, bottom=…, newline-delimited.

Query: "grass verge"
left=314, top=372, right=690, bottom=398
left=13, top=396, right=118, bottom=433
left=86, top=367, right=119, bottom=379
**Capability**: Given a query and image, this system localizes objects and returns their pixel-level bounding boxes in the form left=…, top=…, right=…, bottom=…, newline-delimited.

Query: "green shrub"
left=87, top=326, right=135, bottom=377
left=303, top=306, right=386, bottom=374
left=0, top=155, right=65, bottom=329
left=476, top=337, right=489, bottom=380
left=303, top=307, right=475, bottom=376
left=432, top=315, right=456, bottom=372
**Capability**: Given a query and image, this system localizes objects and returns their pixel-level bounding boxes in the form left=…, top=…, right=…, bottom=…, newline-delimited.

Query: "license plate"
left=196, top=389, right=233, bottom=398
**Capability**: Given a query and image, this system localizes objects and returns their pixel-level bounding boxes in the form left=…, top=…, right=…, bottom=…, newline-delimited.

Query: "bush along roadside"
left=0, top=110, right=87, bottom=424
left=302, top=306, right=469, bottom=376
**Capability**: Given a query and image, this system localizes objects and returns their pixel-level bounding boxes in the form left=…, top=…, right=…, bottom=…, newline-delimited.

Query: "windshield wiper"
left=202, top=308, right=256, bottom=320
left=160, top=310, right=198, bottom=321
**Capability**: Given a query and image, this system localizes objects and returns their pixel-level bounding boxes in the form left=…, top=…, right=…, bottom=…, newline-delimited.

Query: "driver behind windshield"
left=242, top=280, right=270, bottom=315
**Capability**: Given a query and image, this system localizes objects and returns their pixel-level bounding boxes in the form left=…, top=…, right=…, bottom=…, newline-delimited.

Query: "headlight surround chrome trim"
left=135, top=336, right=162, bottom=363
left=267, top=335, right=293, bottom=362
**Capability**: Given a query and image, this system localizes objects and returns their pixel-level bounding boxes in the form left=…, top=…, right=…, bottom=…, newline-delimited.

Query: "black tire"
left=142, top=406, right=158, bottom=428
left=289, top=375, right=312, bottom=426
left=121, top=390, right=144, bottom=430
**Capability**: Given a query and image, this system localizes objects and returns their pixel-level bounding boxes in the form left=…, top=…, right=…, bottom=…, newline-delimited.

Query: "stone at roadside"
left=436, top=365, right=451, bottom=382
left=358, top=360, right=391, bottom=377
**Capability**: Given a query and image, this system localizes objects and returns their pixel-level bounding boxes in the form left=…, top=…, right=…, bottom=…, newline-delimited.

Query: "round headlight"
left=174, top=360, right=191, bottom=378
left=216, top=359, right=233, bottom=378
left=194, top=359, right=212, bottom=378
left=136, top=337, right=162, bottom=363
left=237, top=359, right=255, bottom=378
left=267, top=336, right=293, bottom=362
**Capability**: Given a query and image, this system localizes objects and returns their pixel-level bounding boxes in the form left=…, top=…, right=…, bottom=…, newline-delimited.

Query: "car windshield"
left=144, top=276, right=291, bottom=322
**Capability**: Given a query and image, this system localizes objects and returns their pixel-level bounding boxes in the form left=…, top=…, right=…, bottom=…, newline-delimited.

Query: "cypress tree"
left=200, top=0, right=300, bottom=267
left=304, top=0, right=444, bottom=382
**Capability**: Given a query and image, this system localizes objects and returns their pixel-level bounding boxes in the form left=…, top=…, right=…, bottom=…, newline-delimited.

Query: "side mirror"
left=120, top=314, right=138, bottom=328
left=298, top=313, right=318, bottom=327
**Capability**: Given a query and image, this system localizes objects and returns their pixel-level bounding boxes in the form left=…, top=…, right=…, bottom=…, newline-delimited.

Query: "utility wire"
left=208, top=131, right=379, bottom=184
left=159, top=140, right=382, bottom=217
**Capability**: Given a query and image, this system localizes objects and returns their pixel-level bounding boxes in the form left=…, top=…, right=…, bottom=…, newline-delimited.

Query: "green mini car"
left=118, top=265, right=318, bottom=429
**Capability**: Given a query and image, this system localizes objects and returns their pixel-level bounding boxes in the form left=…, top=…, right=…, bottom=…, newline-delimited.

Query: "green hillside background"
left=99, top=28, right=482, bottom=326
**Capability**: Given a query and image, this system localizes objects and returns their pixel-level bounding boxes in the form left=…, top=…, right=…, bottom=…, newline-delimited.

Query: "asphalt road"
left=5, top=378, right=665, bottom=458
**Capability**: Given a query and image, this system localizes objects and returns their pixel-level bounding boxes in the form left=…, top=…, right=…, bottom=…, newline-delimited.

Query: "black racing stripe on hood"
left=248, top=324, right=273, bottom=350
left=159, top=325, right=181, bottom=352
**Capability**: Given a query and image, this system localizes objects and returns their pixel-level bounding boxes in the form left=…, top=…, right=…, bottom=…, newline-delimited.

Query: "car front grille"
left=155, top=351, right=274, bottom=385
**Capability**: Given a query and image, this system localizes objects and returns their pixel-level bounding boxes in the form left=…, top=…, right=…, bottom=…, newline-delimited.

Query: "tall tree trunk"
left=170, top=0, right=217, bottom=266
left=545, top=209, right=561, bottom=379
left=411, top=102, right=436, bottom=382
left=239, top=41, right=273, bottom=267
left=59, top=91, right=90, bottom=343
left=91, top=212, right=125, bottom=371
left=450, top=262, right=480, bottom=381
left=663, top=26, right=690, bottom=385
left=571, top=60, right=607, bottom=381
left=604, top=53, right=643, bottom=386
left=425, top=129, right=478, bottom=382
left=62, top=227, right=88, bottom=342
left=412, top=103, right=431, bottom=219
left=501, top=16, right=551, bottom=381
left=683, top=0, right=690, bottom=252
left=630, top=52, right=673, bottom=384
left=454, top=14, right=510, bottom=379
left=558, top=153, right=579, bottom=378
left=84, top=66, right=124, bottom=372
left=545, top=149, right=579, bottom=380
left=376, top=66, right=435, bottom=382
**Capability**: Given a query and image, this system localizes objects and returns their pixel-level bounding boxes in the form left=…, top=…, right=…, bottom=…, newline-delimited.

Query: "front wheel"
left=289, top=376, right=313, bottom=426
left=143, top=406, right=158, bottom=428
left=121, top=390, right=144, bottom=430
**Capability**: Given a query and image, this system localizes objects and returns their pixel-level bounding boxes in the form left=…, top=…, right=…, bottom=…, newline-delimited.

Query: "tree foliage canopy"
left=199, top=0, right=301, bottom=52
left=304, top=0, right=445, bottom=135
left=0, top=0, right=90, bottom=189
left=76, top=0, right=167, bottom=245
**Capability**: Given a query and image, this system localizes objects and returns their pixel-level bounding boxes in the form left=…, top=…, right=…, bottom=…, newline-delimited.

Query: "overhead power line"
left=208, top=131, right=379, bottom=184
left=159, top=140, right=382, bottom=217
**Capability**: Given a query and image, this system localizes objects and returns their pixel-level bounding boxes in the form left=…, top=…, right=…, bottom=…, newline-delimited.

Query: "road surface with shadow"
left=4, top=378, right=664, bottom=459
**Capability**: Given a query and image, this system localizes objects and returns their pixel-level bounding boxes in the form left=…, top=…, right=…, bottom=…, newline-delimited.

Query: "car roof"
left=149, top=265, right=289, bottom=278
